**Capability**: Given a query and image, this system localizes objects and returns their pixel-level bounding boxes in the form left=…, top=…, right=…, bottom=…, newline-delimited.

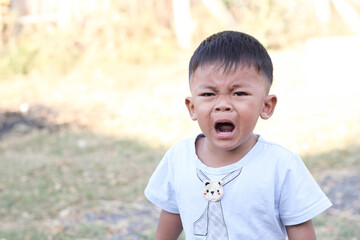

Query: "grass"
left=314, top=214, right=360, bottom=240
left=304, top=144, right=360, bottom=239
left=0, top=223, right=108, bottom=240
left=0, top=128, right=165, bottom=238
left=303, top=144, right=360, bottom=173
left=1, top=128, right=360, bottom=239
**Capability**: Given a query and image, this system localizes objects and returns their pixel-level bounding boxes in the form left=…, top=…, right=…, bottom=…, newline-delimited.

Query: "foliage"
left=0, top=42, right=37, bottom=76
left=0, top=0, right=356, bottom=78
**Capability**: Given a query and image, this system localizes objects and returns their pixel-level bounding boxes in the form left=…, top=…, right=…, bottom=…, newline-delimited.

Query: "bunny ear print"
left=196, top=169, right=210, bottom=183
left=221, top=168, right=242, bottom=186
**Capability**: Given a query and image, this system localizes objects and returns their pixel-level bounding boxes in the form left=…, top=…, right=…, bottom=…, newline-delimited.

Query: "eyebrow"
left=197, top=83, right=253, bottom=93
left=199, top=83, right=251, bottom=89
left=230, top=83, right=251, bottom=90
left=198, top=84, right=217, bottom=91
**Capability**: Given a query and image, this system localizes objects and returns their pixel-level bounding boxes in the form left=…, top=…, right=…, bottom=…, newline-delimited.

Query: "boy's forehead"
left=190, top=62, right=271, bottom=90
left=200, top=61, right=248, bottom=73
left=191, top=62, right=263, bottom=81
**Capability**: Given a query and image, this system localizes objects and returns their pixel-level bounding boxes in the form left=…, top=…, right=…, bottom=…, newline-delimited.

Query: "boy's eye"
left=201, top=93, right=215, bottom=97
left=234, top=92, right=248, bottom=96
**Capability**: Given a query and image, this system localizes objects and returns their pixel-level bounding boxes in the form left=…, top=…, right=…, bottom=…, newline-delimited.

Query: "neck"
left=196, top=134, right=258, bottom=168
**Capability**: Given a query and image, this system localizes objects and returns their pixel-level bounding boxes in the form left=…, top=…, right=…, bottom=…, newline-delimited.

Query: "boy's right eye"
left=201, top=93, right=215, bottom=97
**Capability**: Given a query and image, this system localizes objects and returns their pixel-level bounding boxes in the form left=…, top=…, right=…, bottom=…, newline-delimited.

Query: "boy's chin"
left=210, top=140, right=242, bottom=152
left=208, top=134, right=255, bottom=152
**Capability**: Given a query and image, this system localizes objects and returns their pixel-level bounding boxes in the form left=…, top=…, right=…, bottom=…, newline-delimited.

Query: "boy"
left=145, top=31, right=331, bottom=240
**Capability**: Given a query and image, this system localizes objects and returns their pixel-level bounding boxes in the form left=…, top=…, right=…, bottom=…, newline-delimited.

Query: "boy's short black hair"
left=189, top=31, right=273, bottom=85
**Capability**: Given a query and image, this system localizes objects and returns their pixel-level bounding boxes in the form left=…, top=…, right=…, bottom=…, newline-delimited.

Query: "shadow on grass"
left=0, top=107, right=164, bottom=239
left=0, top=105, right=68, bottom=138
left=303, top=144, right=360, bottom=239
left=303, top=144, right=360, bottom=173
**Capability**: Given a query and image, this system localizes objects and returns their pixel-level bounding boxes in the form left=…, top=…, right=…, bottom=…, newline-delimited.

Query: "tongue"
left=217, top=123, right=234, bottom=133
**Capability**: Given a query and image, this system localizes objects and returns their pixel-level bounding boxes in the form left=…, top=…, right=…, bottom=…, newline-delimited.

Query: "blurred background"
left=0, top=0, right=359, bottom=239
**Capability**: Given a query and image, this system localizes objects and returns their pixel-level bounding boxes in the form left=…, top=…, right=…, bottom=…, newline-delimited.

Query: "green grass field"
left=0, top=128, right=164, bottom=239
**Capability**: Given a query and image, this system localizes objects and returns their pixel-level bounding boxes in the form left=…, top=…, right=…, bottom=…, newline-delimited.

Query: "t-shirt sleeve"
left=144, top=150, right=179, bottom=214
left=279, top=154, right=332, bottom=226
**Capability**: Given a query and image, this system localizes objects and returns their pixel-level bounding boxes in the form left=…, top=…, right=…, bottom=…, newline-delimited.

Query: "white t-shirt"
left=145, top=135, right=332, bottom=239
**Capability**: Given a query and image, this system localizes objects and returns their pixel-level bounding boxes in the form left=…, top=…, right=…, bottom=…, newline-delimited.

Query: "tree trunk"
left=332, top=0, right=360, bottom=34
left=172, top=0, right=192, bottom=49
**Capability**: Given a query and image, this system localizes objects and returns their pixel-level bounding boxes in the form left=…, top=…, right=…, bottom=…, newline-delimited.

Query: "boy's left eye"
left=234, top=92, right=248, bottom=96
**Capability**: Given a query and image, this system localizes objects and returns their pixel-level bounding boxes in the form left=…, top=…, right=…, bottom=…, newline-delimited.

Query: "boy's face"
left=186, top=63, right=277, bottom=152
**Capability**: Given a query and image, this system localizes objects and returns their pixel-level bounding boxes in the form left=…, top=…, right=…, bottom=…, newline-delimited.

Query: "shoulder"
left=255, top=136, right=305, bottom=170
left=160, top=135, right=198, bottom=166
left=166, top=135, right=196, bottom=156
left=257, top=136, right=298, bottom=158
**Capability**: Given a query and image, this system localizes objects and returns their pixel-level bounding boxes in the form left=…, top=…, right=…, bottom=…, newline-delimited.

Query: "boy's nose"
left=215, top=98, right=232, bottom=112
left=215, top=106, right=232, bottom=111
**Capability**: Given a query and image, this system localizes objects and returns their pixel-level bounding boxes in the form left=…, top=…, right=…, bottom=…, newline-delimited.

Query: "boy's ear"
left=260, top=94, right=277, bottom=120
left=185, top=97, right=197, bottom=121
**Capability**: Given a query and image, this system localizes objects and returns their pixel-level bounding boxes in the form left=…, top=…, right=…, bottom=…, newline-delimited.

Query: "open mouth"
left=215, top=121, right=235, bottom=134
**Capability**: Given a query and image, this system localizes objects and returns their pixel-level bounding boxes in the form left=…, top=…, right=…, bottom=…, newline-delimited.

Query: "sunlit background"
left=1, top=0, right=360, bottom=239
